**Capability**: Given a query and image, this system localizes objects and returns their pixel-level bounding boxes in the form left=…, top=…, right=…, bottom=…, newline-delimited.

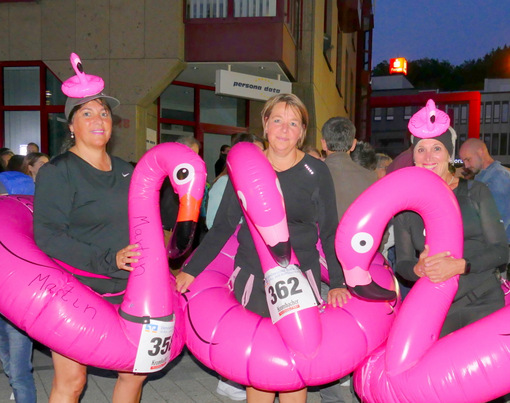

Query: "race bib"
left=133, top=318, right=175, bottom=373
left=264, top=264, right=318, bottom=324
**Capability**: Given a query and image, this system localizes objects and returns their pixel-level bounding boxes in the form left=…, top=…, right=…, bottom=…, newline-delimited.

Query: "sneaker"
left=10, top=392, right=14, bottom=400
left=216, top=379, right=246, bottom=401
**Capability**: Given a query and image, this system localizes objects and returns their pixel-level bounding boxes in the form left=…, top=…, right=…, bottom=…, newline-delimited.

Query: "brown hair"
left=261, top=94, right=309, bottom=148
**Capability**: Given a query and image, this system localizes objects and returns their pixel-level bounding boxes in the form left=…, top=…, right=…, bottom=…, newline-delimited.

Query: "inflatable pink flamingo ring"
left=0, top=53, right=207, bottom=372
left=182, top=142, right=399, bottom=391
left=0, top=142, right=205, bottom=372
left=351, top=101, right=510, bottom=402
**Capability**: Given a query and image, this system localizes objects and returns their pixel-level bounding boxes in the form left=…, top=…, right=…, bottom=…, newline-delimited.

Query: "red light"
left=389, top=57, right=408, bottom=75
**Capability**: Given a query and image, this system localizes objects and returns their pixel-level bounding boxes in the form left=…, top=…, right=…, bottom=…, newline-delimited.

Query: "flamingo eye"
left=173, top=163, right=195, bottom=185
left=351, top=232, right=374, bottom=254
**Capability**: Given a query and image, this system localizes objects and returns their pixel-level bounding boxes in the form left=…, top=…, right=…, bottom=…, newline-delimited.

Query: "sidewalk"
left=0, top=344, right=350, bottom=402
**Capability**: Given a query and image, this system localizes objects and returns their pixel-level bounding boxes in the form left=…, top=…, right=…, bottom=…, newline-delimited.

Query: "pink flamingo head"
left=408, top=99, right=450, bottom=139
left=61, top=53, right=105, bottom=98
left=227, top=142, right=291, bottom=267
left=165, top=144, right=207, bottom=258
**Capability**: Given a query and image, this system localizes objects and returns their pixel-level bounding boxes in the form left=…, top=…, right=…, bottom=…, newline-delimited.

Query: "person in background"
left=385, top=144, right=413, bottom=175
left=0, top=148, right=15, bottom=172
left=350, top=140, right=377, bottom=171
left=321, top=117, right=377, bottom=220
left=459, top=138, right=510, bottom=244
left=0, top=156, right=34, bottom=195
left=27, top=143, right=40, bottom=154
left=319, top=117, right=376, bottom=403
left=33, top=90, right=146, bottom=403
left=206, top=133, right=264, bottom=230
left=301, top=144, right=323, bottom=160
left=394, top=101, right=507, bottom=337
left=375, top=153, right=393, bottom=180
left=0, top=154, right=38, bottom=403
left=23, top=153, right=49, bottom=182
left=214, top=144, right=231, bottom=177
left=177, top=94, right=349, bottom=403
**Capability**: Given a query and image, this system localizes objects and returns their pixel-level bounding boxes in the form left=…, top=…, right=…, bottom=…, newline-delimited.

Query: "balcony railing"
left=186, top=0, right=301, bottom=45
left=187, top=0, right=277, bottom=18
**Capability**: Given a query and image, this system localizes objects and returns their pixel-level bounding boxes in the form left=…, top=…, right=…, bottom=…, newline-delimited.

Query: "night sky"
left=372, top=0, right=510, bottom=67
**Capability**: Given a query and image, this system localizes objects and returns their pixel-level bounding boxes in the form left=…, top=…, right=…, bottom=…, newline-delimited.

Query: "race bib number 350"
left=133, top=319, right=175, bottom=373
left=264, top=265, right=317, bottom=324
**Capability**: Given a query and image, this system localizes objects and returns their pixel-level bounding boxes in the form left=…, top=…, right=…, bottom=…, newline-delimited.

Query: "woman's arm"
left=394, top=212, right=422, bottom=282
left=181, top=180, right=241, bottom=279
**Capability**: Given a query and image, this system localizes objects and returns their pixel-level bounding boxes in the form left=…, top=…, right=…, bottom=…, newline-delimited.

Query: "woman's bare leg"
left=246, top=386, right=306, bottom=403
left=112, top=372, right=147, bottom=403
left=49, top=351, right=87, bottom=403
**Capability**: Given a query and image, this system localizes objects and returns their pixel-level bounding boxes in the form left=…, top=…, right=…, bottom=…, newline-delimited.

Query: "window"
left=494, top=102, right=500, bottom=123
left=386, top=107, right=394, bottom=121
left=336, top=32, right=344, bottom=97
left=200, top=89, right=246, bottom=127
left=499, top=133, right=508, bottom=156
left=187, top=0, right=227, bottom=18
left=323, top=0, right=334, bottom=69
left=485, top=103, right=492, bottom=123
left=1, top=63, right=65, bottom=155
left=454, top=106, right=459, bottom=124
left=460, top=105, right=467, bottom=124
left=235, top=0, right=276, bottom=17
left=491, top=133, right=499, bottom=155
left=404, top=106, right=412, bottom=120
left=502, top=102, right=509, bottom=123
left=373, top=108, right=382, bottom=121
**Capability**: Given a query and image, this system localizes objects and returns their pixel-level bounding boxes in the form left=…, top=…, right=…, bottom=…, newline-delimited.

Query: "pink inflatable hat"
left=61, top=53, right=105, bottom=98
left=408, top=99, right=450, bottom=139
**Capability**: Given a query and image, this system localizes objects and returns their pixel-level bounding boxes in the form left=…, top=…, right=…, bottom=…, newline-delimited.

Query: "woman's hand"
left=175, top=271, right=195, bottom=293
left=327, top=287, right=352, bottom=308
left=116, top=244, right=140, bottom=271
left=415, top=244, right=466, bottom=283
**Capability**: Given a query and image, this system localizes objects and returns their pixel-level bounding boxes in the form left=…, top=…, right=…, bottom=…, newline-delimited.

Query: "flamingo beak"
left=268, top=240, right=292, bottom=267
left=167, top=194, right=202, bottom=259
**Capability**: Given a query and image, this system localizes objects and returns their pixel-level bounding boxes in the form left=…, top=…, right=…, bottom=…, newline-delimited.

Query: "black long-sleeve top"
left=184, top=154, right=346, bottom=297
left=394, top=178, right=508, bottom=302
left=33, top=151, right=134, bottom=294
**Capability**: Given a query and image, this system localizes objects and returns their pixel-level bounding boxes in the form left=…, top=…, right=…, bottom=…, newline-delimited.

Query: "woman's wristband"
left=462, top=259, right=471, bottom=275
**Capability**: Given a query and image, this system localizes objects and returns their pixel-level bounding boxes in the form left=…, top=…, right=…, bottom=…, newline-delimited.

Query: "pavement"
left=0, top=343, right=357, bottom=402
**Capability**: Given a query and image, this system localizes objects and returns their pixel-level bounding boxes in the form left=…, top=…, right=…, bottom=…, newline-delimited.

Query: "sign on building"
left=215, top=70, right=292, bottom=101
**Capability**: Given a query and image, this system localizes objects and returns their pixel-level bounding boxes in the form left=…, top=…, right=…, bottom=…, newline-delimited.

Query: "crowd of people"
left=1, top=86, right=509, bottom=403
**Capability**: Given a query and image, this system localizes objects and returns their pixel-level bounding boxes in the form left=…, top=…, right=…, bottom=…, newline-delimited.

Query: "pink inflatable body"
left=353, top=166, right=510, bottom=403
left=182, top=143, right=399, bottom=391
left=0, top=143, right=206, bottom=372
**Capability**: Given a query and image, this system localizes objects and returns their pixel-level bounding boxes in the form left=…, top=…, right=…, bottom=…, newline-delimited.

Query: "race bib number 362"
left=133, top=319, right=175, bottom=373
left=264, top=265, right=317, bottom=324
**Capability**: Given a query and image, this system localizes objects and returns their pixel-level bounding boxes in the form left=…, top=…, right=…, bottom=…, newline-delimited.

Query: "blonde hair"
left=261, top=94, right=309, bottom=148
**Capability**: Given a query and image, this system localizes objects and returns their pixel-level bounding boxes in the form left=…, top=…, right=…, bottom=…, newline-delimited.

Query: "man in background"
left=460, top=138, right=510, bottom=243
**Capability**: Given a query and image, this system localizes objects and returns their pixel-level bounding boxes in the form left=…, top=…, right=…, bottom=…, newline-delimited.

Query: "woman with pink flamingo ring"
left=33, top=79, right=143, bottom=401
left=177, top=93, right=350, bottom=403
left=394, top=99, right=507, bottom=337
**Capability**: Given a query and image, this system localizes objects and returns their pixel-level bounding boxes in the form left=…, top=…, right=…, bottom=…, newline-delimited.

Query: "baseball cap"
left=65, top=93, right=120, bottom=121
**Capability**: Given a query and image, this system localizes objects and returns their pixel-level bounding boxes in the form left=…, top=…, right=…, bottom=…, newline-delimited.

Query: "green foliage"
left=372, top=45, right=510, bottom=91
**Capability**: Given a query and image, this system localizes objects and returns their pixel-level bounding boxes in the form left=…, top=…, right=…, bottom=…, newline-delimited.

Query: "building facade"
left=0, top=0, right=374, bottom=178
left=370, top=76, right=510, bottom=166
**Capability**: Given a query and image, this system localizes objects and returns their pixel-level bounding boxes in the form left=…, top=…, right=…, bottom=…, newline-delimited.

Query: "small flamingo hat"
left=61, top=53, right=119, bottom=120
left=409, top=99, right=456, bottom=156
